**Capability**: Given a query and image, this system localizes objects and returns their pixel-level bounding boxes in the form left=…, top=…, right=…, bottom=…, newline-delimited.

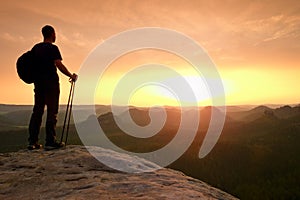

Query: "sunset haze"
left=1, top=0, right=299, bottom=106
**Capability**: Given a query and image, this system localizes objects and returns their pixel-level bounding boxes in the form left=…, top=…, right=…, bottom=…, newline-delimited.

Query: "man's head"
left=42, top=25, right=56, bottom=43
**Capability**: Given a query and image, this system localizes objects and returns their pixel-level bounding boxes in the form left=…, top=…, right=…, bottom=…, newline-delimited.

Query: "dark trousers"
left=28, top=82, right=60, bottom=145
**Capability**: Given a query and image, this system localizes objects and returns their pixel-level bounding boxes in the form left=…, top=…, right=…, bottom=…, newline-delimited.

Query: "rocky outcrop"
left=0, top=145, right=238, bottom=200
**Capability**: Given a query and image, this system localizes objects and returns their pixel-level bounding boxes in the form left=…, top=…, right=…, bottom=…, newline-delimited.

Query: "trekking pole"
left=60, top=79, right=74, bottom=144
left=64, top=80, right=75, bottom=146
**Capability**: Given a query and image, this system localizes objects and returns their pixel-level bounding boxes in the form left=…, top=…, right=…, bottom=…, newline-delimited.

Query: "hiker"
left=28, top=25, right=77, bottom=150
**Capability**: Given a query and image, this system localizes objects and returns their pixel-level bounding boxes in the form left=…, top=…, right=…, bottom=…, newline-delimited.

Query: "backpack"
left=16, top=50, right=36, bottom=84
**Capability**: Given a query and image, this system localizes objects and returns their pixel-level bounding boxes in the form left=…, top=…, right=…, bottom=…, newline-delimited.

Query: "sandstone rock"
left=0, top=145, right=238, bottom=200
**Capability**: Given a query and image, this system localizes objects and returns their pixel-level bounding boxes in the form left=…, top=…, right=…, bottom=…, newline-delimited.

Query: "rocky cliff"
left=0, top=145, right=238, bottom=200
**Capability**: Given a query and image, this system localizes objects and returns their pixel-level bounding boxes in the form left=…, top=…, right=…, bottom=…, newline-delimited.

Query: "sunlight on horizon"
left=92, top=49, right=227, bottom=107
left=92, top=61, right=299, bottom=107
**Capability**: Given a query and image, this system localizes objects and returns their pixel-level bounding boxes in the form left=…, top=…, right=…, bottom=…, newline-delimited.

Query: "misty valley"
left=0, top=104, right=299, bottom=199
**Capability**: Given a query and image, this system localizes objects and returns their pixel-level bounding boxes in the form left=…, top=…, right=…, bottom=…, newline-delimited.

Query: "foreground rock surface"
left=0, top=145, right=238, bottom=200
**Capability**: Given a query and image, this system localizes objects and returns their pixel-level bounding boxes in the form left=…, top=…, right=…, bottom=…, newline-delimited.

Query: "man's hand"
left=70, top=73, right=78, bottom=82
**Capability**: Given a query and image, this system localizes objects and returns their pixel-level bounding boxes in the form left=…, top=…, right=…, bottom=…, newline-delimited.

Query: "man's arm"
left=55, top=59, right=77, bottom=81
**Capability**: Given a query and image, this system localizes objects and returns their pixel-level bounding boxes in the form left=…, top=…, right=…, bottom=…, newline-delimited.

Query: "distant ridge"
left=227, top=104, right=300, bottom=122
left=250, top=105, right=272, bottom=112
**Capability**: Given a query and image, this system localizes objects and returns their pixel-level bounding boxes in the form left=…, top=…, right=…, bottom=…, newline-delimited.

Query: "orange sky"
left=0, top=0, right=299, bottom=106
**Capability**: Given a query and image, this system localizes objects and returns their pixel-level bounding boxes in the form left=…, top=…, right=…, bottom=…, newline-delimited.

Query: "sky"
left=0, top=0, right=299, bottom=106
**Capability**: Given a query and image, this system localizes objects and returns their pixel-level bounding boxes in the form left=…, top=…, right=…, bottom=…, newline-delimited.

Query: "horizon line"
left=1, top=102, right=299, bottom=108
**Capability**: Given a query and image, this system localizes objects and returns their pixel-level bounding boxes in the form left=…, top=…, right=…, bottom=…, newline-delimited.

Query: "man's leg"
left=28, top=87, right=45, bottom=146
left=45, top=83, right=60, bottom=145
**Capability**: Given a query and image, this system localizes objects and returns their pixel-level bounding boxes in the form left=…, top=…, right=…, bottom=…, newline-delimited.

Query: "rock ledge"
left=0, top=145, right=238, bottom=200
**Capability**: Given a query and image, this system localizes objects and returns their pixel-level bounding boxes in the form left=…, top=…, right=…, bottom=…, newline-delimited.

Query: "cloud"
left=240, top=14, right=300, bottom=45
left=0, top=32, right=25, bottom=43
left=262, top=15, right=300, bottom=42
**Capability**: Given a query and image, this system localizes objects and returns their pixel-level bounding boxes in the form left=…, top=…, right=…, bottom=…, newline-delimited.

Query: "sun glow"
left=218, top=67, right=300, bottom=105
left=93, top=49, right=230, bottom=107
left=93, top=57, right=300, bottom=107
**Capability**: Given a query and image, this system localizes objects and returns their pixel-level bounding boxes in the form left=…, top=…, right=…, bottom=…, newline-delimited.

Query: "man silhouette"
left=28, top=25, right=77, bottom=150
